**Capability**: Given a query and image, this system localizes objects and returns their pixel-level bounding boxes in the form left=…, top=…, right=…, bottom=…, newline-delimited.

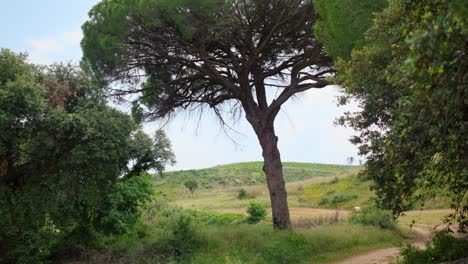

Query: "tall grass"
left=77, top=212, right=403, bottom=264
left=192, top=223, right=403, bottom=264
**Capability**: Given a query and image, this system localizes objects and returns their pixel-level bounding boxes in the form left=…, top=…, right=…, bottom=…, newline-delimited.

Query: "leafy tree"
left=82, top=0, right=333, bottom=229
left=331, top=0, right=467, bottom=230
left=314, top=0, right=387, bottom=60
left=184, top=179, right=198, bottom=196
left=127, top=129, right=176, bottom=178
left=0, top=49, right=176, bottom=262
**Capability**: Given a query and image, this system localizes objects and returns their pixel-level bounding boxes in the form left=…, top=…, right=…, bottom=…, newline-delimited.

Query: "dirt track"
left=331, top=223, right=467, bottom=264
left=330, top=226, right=432, bottom=264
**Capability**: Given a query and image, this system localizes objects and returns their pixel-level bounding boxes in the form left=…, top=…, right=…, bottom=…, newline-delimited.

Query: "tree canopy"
left=327, top=0, right=467, bottom=230
left=0, top=49, right=175, bottom=262
left=314, top=0, right=387, bottom=60
left=82, top=0, right=332, bottom=229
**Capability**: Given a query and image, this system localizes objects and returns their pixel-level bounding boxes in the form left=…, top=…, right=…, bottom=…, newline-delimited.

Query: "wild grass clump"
left=399, top=232, right=468, bottom=264
left=349, top=206, right=395, bottom=229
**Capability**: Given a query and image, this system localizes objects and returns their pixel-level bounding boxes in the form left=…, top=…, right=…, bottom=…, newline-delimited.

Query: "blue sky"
left=1, top=0, right=360, bottom=170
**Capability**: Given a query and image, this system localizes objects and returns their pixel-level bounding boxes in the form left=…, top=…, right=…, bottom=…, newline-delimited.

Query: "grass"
left=94, top=222, right=403, bottom=264
left=397, top=209, right=455, bottom=227
left=299, top=175, right=375, bottom=210
left=192, top=224, right=403, bottom=264
left=156, top=162, right=358, bottom=210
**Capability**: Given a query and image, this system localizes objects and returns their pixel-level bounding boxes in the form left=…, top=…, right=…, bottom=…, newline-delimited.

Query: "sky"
left=1, top=0, right=360, bottom=171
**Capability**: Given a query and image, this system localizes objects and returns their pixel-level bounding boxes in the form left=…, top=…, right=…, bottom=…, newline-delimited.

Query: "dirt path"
left=330, top=227, right=432, bottom=264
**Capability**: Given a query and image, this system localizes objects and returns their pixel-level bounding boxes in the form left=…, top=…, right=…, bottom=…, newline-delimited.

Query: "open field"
left=148, top=162, right=463, bottom=263
left=163, top=162, right=363, bottom=210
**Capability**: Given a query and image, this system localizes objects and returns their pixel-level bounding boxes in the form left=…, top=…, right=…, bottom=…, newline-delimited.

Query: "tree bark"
left=252, top=122, right=292, bottom=229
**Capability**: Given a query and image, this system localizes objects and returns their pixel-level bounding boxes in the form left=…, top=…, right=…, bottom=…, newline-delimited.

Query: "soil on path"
left=330, top=226, right=432, bottom=264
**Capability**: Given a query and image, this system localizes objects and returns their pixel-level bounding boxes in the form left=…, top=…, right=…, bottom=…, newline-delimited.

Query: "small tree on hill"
left=184, top=179, right=198, bottom=197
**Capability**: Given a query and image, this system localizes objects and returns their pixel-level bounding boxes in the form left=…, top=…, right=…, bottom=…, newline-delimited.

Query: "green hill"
left=157, top=162, right=359, bottom=189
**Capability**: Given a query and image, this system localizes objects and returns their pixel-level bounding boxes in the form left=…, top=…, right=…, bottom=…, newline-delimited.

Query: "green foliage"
left=162, top=213, right=201, bottom=259
left=349, top=206, right=395, bottom=229
left=89, top=221, right=402, bottom=264
left=246, top=202, right=267, bottom=224
left=188, top=210, right=244, bottom=226
left=127, top=129, right=176, bottom=177
left=0, top=49, right=175, bottom=263
left=184, top=179, right=199, bottom=195
left=314, top=0, right=387, bottom=60
left=336, top=0, right=467, bottom=230
left=93, top=173, right=154, bottom=235
left=238, top=188, right=247, bottom=199
left=399, top=233, right=468, bottom=264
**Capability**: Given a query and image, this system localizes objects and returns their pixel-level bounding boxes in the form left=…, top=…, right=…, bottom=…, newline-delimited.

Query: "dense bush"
left=161, top=213, right=201, bottom=259
left=93, top=173, right=155, bottom=235
left=246, top=202, right=267, bottom=224
left=349, top=206, right=395, bottom=229
left=331, top=194, right=358, bottom=205
left=318, top=194, right=358, bottom=207
left=0, top=50, right=175, bottom=263
left=399, top=232, right=468, bottom=264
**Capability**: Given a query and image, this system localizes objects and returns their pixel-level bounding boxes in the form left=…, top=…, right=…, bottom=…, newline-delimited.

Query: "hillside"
left=157, top=162, right=360, bottom=189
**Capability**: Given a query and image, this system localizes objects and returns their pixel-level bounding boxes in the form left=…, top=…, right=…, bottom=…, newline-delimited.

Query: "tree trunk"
left=256, top=126, right=292, bottom=229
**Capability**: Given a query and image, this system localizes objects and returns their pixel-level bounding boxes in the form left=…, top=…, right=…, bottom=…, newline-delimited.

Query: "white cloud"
left=26, top=31, right=83, bottom=64
left=29, top=39, right=62, bottom=54
left=62, top=31, right=83, bottom=45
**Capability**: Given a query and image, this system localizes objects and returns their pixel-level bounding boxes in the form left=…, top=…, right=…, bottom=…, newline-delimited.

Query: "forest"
left=0, top=0, right=466, bottom=263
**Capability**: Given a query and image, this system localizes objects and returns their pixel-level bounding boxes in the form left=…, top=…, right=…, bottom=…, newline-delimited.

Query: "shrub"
left=160, top=213, right=201, bottom=259
left=349, top=206, right=395, bottom=229
left=399, top=232, right=468, bottom=264
left=330, top=177, right=340, bottom=184
left=331, top=194, right=358, bottom=205
left=318, top=196, right=329, bottom=206
left=238, top=188, right=247, bottom=199
left=246, top=202, right=267, bottom=224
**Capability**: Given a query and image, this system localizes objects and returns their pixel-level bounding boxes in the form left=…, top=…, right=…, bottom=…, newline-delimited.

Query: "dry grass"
left=398, top=209, right=454, bottom=227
